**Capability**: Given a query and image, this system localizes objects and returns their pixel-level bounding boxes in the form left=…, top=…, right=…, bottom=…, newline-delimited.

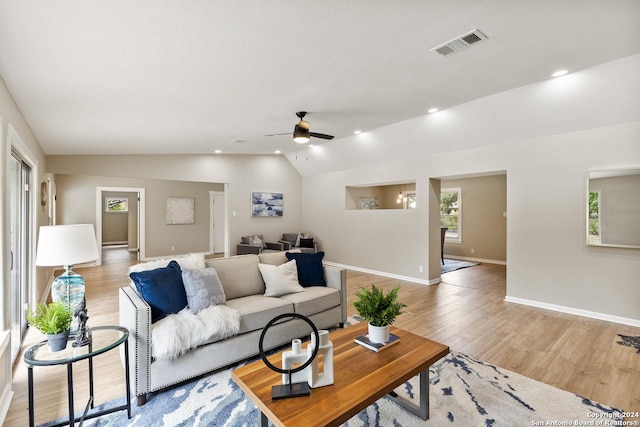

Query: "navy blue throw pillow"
left=299, top=238, right=314, bottom=248
left=285, top=251, right=326, bottom=287
left=129, top=260, right=188, bottom=323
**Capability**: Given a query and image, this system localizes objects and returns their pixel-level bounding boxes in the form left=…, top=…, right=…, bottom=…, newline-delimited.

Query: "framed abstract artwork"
left=166, top=197, right=195, bottom=224
left=251, top=192, right=283, bottom=217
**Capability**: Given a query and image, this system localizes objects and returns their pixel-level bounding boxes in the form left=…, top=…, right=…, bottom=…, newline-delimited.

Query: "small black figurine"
left=73, top=297, right=91, bottom=347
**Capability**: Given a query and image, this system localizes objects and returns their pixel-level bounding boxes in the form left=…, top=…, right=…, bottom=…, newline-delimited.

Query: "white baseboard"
left=445, top=255, right=506, bottom=265
left=102, top=241, right=128, bottom=246
left=323, top=261, right=438, bottom=286
left=504, top=296, right=640, bottom=327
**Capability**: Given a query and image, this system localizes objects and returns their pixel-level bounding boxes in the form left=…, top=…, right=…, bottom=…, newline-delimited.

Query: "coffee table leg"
left=387, top=369, right=429, bottom=420
left=260, top=411, right=269, bottom=427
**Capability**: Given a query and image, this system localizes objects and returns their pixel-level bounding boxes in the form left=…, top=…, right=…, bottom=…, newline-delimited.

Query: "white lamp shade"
left=36, top=224, right=99, bottom=267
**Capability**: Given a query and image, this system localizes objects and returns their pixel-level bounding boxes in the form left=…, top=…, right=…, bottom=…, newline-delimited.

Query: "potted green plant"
left=353, top=285, right=406, bottom=344
left=26, top=301, right=73, bottom=352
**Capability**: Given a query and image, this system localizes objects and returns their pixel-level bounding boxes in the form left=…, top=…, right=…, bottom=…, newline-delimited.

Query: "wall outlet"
left=171, top=246, right=175, bottom=251
left=470, top=248, right=475, bottom=254
left=419, top=265, right=424, bottom=273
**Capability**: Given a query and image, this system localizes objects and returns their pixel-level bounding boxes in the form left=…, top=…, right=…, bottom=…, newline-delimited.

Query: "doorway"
left=95, top=187, right=146, bottom=265
left=8, top=125, right=38, bottom=363
left=210, top=190, right=228, bottom=255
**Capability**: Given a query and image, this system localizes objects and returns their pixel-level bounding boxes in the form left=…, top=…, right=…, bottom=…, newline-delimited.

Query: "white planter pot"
left=368, top=323, right=390, bottom=344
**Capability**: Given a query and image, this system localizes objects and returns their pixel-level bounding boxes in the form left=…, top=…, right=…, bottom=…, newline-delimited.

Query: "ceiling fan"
left=266, top=111, right=335, bottom=144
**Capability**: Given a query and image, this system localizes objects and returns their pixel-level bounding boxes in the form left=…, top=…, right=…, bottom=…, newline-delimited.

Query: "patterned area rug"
left=617, top=334, right=640, bottom=354
left=43, top=342, right=624, bottom=426
left=441, top=258, right=479, bottom=274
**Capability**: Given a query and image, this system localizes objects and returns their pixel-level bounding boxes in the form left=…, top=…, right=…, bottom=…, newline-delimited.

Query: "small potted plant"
left=353, top=285, right=406, bottom=343
left=26, top=301, right=73, bottom=352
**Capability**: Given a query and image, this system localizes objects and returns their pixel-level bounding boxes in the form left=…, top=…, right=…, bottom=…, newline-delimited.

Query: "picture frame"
left=105, top=197, right=129, bottom=213
left=251, top=192, right=283, bottom=217
left=166, top=197, right=195, bottom=224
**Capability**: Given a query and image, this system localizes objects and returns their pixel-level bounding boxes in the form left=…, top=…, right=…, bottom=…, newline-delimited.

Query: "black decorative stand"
left=258, top=313, right=319, bottom=400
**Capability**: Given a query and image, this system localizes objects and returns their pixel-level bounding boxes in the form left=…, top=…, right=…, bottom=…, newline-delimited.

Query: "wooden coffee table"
left=232, top=322, right=449, bottom=427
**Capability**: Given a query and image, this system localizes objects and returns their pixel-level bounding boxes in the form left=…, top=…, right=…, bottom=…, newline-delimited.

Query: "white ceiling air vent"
left=431, top=29, right=488, bottom=56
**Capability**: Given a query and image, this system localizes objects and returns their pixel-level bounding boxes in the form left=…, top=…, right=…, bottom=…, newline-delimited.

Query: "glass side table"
left=23, top=325, right=131, bottom=427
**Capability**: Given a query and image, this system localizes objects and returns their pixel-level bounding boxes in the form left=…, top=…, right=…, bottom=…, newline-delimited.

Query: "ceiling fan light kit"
left=293, top=124, right=310, bottom=143
left=268, top=111, right=335, bottom=145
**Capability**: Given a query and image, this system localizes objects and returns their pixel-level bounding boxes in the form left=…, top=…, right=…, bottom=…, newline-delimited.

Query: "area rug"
left=441, top=258, right=479, bottom=274
left=617, top=334, right=640, bottom=354
left=43, top=348, right=623, bottom=426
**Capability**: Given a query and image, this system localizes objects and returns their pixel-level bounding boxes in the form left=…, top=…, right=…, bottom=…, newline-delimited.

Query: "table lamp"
left=35, top=224, right=99, bottom=334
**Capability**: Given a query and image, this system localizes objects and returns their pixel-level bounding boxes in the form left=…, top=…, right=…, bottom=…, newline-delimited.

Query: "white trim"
left=223, top=184, right=230, bottom=257
left=504, top=296, right=640, bottom=327
left=323, top=261, right=437, bottom=286
left=0, top=330, right=13, bottom=425
left=443, top=255, right=507, bottom=265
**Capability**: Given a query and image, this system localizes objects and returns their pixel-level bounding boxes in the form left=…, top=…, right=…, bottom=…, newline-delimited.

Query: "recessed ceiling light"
left=354, top=130, right=362, bottom=134
left=551, top=69, right=569, bottom=78
left=428, top=108, right=439, bottom=114
left=274, top=150, right=281, bottom=154
left=214, top=149, right=222, bottom=154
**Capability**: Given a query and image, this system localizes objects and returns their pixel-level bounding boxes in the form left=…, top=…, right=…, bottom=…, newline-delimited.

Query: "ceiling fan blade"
left=310, top=132, right=335, bottom=140
left=265, top=132, right=291, bottom=137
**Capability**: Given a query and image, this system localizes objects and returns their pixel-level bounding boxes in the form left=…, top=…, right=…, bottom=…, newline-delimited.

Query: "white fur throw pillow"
left=258, top=259, right=305, bottom=297
left=151, top=304, right=241, bottom=360
left=129, top=253, right=206, bottom=274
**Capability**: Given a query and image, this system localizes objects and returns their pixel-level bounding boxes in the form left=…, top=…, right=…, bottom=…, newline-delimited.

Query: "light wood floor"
left=5, top=251, right=640, bottom=425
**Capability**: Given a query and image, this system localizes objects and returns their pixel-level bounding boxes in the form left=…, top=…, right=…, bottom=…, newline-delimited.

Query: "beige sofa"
left=119, top=251, right=347, bottom=405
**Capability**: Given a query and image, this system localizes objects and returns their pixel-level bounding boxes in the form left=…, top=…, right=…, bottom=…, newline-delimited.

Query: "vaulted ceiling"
left=0, top=1, right=639, bottom=156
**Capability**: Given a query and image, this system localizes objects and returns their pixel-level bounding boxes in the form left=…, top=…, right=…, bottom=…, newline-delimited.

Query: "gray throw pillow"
left=181, top=267, right=226, bottom=313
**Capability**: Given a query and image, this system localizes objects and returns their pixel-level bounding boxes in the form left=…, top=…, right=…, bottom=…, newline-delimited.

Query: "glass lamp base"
left=51, top=270, right=85, bottom=332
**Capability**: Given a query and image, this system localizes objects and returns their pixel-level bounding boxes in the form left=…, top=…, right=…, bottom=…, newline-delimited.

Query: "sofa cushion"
left=206, top=255, right=265, bottom=300
left=279, top=286, right=340, bottom=317
left=285, top=251, right=326, bottom=287
left=225, top=295, right=293, bottom=334
left=259, top=260, right=305, bottom=297
left=181, top=267, right=226, bottom=313
left=129, top=260, right=187, bottom=323
left=258, top=251, right=288, bottom=266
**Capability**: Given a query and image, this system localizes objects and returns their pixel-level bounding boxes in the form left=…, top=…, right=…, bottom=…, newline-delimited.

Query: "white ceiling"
left=0, top=1, right=639, bottom=156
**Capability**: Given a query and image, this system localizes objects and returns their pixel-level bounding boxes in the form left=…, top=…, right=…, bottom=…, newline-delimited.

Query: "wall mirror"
left=587, top=168, right=640, bottom=248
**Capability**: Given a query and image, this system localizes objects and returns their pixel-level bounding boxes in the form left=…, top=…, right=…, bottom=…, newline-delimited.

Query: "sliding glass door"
left=9, top=151, right=30, bottom=361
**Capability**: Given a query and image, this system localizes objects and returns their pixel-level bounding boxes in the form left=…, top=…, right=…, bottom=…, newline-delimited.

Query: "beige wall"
left=301, top=122, right=640, bottom=323
left=47, top=154, right=303, bottom=257
left=441, top=174, right=507, bottom=262
left=55, top=174, right=223, bottom=258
